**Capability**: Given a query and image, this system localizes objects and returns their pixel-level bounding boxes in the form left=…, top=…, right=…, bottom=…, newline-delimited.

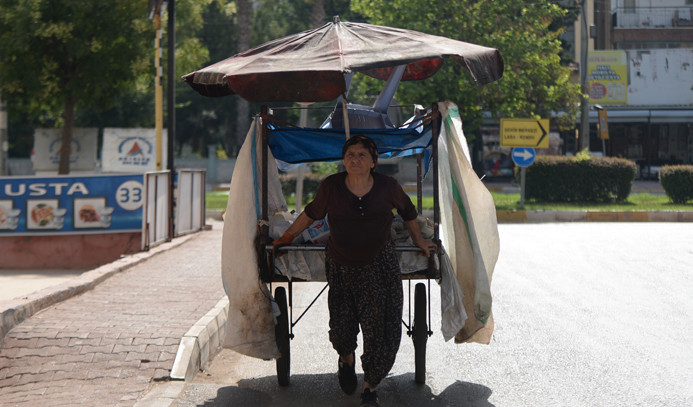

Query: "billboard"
left=588, top=51, right=628, bottom=105
left=627, top=49, right=693, bottom=106
left=32, top=128, right=98, bottom=171
left=101, top=128, right=167, bottom=173
left=0, top=174, right=144, bottom=235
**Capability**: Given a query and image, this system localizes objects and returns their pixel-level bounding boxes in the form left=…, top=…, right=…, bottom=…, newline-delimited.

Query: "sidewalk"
left=0, top=221, right=226, bottom=407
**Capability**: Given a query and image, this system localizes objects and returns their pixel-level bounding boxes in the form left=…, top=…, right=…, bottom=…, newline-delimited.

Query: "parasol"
left=182, top=16, right=503, bottom=102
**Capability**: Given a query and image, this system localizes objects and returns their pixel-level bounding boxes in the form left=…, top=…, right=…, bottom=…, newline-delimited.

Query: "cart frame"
left=255, top=104, right=444, bottom=386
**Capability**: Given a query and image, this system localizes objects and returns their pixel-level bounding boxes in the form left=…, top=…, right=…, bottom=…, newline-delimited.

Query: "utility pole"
left=167, top=0, right=175, bottom=239
left=152, top=4, right=164, bottom=171
left=167, top=0, right=175, bottom=173
left=579, top=0, right=591, bottom=152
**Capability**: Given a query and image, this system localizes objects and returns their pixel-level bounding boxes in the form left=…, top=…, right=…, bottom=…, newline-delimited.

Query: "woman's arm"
left=404, top=218, right=437, bottom=257
left=273, top=211, right=315, bottom=245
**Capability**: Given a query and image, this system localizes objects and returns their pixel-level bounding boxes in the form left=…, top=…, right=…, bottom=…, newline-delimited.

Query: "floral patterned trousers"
left=325, top=240, right=403, bottom=387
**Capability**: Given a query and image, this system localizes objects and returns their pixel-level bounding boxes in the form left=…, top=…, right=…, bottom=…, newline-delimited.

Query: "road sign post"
left=511, top=147, right=536, bottom=208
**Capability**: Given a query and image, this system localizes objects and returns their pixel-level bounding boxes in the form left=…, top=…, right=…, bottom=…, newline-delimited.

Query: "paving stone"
left=0, top=225, right=225, bottom=406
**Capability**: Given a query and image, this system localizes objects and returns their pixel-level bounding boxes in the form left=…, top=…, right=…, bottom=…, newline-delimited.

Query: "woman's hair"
left=342, top=135, right=379, bottom=168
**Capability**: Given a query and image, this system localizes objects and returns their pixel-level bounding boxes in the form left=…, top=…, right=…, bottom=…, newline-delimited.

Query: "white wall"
left=627, top=49, right=693, bottom=106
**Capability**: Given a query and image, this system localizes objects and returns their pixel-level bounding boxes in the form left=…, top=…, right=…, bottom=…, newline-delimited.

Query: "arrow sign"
left=500, top=118, right=550, bottom=148
left=511, top=147, right=536, bottom=167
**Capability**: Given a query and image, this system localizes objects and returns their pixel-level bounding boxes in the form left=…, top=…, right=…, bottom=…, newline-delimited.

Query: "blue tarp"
left=268, top=125, right=434, bottom=173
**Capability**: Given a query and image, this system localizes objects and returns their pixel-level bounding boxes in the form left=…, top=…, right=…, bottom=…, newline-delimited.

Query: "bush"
left=659, top=165, right=693, bottom=204
left=519, top=155, right=637, bottom=203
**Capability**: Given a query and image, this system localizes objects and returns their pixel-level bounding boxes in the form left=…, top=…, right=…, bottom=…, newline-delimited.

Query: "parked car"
left=483, top=151, right=514, bottom=180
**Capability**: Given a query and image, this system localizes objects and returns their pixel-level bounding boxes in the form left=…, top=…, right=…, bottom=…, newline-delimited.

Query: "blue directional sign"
left=511, top=147, right=536, bottom=167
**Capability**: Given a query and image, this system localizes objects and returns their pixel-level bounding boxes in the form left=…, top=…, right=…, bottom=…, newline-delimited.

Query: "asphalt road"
left=171, top=223, right=693, bottom=407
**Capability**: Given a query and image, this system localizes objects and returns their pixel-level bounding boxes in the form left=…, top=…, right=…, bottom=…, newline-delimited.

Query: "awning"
left=586, top=109, right=693, bottom=124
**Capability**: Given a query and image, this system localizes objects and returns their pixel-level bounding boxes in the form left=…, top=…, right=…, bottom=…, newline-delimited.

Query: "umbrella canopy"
left=182, top=16, right=503, bottom=102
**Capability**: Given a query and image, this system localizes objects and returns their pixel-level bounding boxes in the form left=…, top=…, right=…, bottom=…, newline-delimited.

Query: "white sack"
left=437, top=101, right=500, bottom=344
left=221, top=118, right=287, bottom=359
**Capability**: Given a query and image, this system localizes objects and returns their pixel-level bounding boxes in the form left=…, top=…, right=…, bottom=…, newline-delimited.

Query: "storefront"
left=588, top=108, right=693, bottom=178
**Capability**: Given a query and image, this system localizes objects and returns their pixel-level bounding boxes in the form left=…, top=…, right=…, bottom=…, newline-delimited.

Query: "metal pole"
left=261, top=106, right=269, bottom=240
left=520, top=167, right=526, bottom=209
left=154, top=11, right=164, bottom=171
left=166, top=0, right=175, bottom=239
left=296, top=107, right=308, bottom=212
left=579, top=0, right=590, bottom=152
left=167, top=0, right=175, bottom=172
left=431, top=104, right=440, bottom=242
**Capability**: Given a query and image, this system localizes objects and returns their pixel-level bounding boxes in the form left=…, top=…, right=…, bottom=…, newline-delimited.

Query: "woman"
left=273, top=135, right=436, bottom=407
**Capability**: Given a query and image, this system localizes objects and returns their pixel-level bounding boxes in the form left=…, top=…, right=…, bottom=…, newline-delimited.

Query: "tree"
left=0, top=0, right=153, bottom=174
left=350, top=0, right=581, bottom=132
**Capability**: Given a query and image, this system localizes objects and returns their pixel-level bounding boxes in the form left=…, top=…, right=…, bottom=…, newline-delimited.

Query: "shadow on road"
left=188, top=373, right=493, bottom=407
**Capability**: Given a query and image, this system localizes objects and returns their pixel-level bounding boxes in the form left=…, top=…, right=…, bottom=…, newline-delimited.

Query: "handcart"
left=181, top=15, right=503, bottom=390
left=253, top=103, right=446, bottom=386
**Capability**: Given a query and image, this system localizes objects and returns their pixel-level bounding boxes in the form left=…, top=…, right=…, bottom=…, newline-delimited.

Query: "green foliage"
left=574, top=148, right=592, bottom=162
left=659, top=165, right=693, bottom=204
left=0, top=0, right=152, bottom=121
left=350, top=0, right=581, bottom=132
left=520, top=156, right=637, bottom=203
left=310, top=162, right=339, bottom=175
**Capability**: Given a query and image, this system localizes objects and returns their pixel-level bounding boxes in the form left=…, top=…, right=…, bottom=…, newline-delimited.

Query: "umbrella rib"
left=334, top=17, right=347, bottom=73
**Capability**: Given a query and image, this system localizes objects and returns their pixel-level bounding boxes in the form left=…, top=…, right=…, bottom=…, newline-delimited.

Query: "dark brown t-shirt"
left=304, top=171, right=417, bottom=266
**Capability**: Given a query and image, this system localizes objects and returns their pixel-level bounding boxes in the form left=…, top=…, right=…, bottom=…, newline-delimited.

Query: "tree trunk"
left=233, top=0, right=251, bottom=155
left=58, top=95, right=76, bottom=175
left=311, top=0, right=326, bottom=28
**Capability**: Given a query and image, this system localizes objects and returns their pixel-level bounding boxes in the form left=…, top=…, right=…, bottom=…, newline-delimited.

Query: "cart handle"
left=265, top=244, right=435, bottom=253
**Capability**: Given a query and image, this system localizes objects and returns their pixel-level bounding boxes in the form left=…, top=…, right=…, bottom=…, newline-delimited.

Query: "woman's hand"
left=272, top=231, right=295, bottom=257
left=404, top=218, right=437, bottom=257
left=412, top=237, right=437, bottom=258
left=273, top=231, right=294, bottom=246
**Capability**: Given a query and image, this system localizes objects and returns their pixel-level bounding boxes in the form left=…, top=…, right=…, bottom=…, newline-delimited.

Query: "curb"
left=170, top=296, right=229, bottom=381
left=208, top=209, right=693, bottom=224
left=495, top=210, right=693, bottom=223
left=0, top=233, right=198, bottom=344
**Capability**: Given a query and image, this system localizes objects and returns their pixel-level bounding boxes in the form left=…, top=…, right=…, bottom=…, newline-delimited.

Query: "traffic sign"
left=511, top=147, right=536, bottom=167
left=598, top=109, right=609, bottom=140
left=500, top=118, right=550, bottom=148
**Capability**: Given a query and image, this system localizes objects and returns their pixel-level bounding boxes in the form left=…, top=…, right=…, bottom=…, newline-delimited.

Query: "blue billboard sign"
left=0, top=174, right=144, bottom=235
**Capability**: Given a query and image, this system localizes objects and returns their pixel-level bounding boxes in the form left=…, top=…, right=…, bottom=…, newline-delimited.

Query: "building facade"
left=589, top=0, right=693, bottom=177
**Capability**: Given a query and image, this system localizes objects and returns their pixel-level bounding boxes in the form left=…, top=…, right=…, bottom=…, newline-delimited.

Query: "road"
left=170, top=223, right=693, bottom=407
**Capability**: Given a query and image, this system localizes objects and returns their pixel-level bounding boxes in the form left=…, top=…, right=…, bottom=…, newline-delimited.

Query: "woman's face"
left=343, top=143, right=374, bottom=176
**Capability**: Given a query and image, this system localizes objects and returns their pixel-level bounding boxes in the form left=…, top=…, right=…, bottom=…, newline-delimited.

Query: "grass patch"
left=206, top=191, right=693, bottom=211
left=492, top=192, right=692, bottom=211
left=206, top=192, right=229, bottom=210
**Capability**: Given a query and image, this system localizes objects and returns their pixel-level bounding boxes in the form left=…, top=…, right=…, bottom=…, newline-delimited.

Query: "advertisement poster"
left=32, top=128, right=98, bottom=171
left=588, top=51, right=628, bottom=105
left=101, top=128, right=167, bottom=173
left=0, top=174, right=144, bottom=235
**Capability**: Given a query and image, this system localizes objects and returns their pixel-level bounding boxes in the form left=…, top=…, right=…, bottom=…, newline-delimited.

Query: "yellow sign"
left=588, top=51, right=628, bottom=105
left=500, top=118, right=550, bottom=148
left=598, top=109, right=609, bottom=140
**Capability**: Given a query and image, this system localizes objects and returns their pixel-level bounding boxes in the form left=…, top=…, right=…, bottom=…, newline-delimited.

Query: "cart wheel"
left=413, top=283, right=428, bottom=384
left=274, top=286, right=290, bottom=386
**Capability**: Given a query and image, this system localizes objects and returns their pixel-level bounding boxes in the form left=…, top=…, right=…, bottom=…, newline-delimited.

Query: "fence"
left=613, top=7, right=693, bottom=28
left=175, top=169, right=206, bottom=235
left=142, top=171, right=172, bottom=250
left=141, top=169, right=207, bottom=250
